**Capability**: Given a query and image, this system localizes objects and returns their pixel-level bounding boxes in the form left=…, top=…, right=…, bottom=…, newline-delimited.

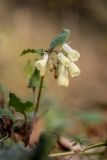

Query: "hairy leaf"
left=28, top=69, right=41, bottom=88
left=20, top=48, right=45, bottom=56
left=9, top=93, right=33, bottom=114
left=49, top=28, right=70, bottom=49
left=24, top=60, right=34, bottom=80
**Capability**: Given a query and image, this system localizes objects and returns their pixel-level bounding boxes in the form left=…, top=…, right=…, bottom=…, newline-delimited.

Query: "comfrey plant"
left=8, top=28, right=81, bottom=143
left=19, top=28, right=81, bottom=121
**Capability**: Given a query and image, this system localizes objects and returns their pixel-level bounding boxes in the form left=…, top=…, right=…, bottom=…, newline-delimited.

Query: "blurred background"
left=0, top=0, right=107, bottom=140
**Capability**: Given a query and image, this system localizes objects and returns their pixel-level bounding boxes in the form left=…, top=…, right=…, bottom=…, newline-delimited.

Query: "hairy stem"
left=32, top=87, right=36, bottom=108
left=32, top=76, right=44, bottom=123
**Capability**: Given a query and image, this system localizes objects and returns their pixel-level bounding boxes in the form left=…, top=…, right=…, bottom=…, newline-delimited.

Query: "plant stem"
left=23, top=112, right=27, bottom=122
left=32, top=87, right=36, bottom=108
left=23, top=112, right=29, bottom=146
left=28, top=75, right=44, bottom=146
left=32, top=76, right=44, bottom=123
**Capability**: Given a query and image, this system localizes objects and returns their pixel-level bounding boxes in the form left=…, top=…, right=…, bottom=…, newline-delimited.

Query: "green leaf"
left=28, top=69, right=41, bottom=88
left=49, top=28, right=70, bottom=49
left=20, top=48, right=45, bottom=56
left=9, top=93, right=33, bottom=114
left=31, top=132, right=57, bottom=160
left=24, top=60, right=34, bottom=80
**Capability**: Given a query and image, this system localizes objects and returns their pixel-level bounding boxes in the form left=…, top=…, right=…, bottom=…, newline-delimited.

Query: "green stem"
left=23, top=112, right=27, bottom=122
left=32, top=87, right=36, bottom=108
left=32, top=76, right=44, bottom=123
left=29, top=77, right=44, bottom=144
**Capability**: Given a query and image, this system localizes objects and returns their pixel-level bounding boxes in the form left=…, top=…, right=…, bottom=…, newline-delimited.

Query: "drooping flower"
left=68, top=62, right=80, bottom=77
left=57, top=52, right=70, bottom=67
left=62, top=43, right=80, bottom=62
left=58, top=63, right=69, bottom=87
left=35, top=53, right=48, bottom=76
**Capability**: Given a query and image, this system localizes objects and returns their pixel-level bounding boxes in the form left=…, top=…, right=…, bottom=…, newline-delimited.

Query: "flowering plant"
left=0, top=29, right=106, bottom=160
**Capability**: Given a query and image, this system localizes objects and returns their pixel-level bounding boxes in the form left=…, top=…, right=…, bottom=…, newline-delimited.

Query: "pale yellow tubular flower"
left=62, top=43, right=80, bottom=62
left=35, top=53, right=48, bottom=76
left=69, top=62, right=81, bottom=77
left=58, top=63, right=69, bottom=87
left=57, top=52, right=70, bottom=67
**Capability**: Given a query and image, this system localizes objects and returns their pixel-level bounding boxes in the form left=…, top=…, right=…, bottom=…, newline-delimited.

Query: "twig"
left=49, top=150, right=104, bottom=158
left=0, top=134, right=8, bottom=143
left=49, top=142, right=107, bottom=158
left=83, top=142, right=106, bottom=151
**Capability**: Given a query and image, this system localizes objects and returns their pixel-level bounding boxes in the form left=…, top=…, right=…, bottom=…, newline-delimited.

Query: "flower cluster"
left=57, top=44, right=80, bottom=87
left=35, top=44, right=80, bottom=87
